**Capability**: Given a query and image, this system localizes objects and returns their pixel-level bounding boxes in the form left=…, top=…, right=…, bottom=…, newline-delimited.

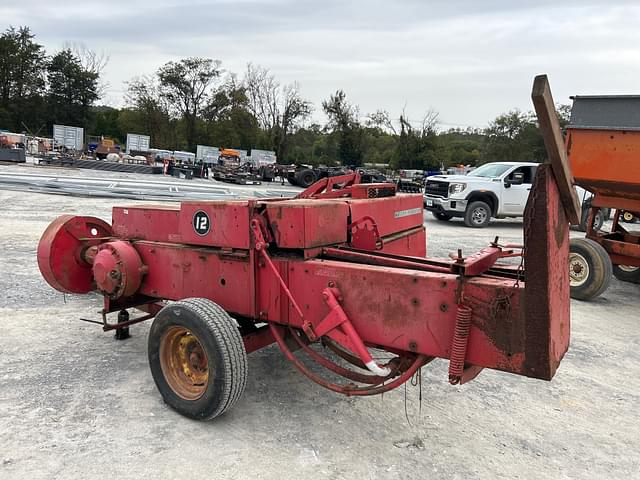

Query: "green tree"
left=481, top=106, right=570, bottom=164
left=47, top=49, right=99, bottom=129
left=438, top=128, right=484, bottom=167
left=322, top=90, right=363, bottom=166
left=90, top=105, right=124, bottom=143
left=392, top=110, right=440, bottom=170
left=124, top=76, right=176, bottom=149
left=0, top=26, right=46, bottom=132
left=157, top=57, right=222, bottom=150
left=201, top=75, right=259, bottom=149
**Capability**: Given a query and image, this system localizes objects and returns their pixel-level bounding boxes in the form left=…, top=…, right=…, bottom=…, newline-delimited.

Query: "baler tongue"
left=35, top=75, right=574, bottom=420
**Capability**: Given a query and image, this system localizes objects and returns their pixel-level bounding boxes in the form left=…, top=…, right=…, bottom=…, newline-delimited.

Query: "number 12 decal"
left=193, top=210, right=211, bottom=236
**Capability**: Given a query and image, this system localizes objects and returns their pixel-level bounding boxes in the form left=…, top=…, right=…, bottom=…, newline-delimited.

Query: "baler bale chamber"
left=36, top=76, right=575, bottom=420
left=566, top=95, right=640, bottom=298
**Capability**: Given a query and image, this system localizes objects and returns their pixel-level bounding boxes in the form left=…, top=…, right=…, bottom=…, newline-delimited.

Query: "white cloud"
left=4, top=0, right=640, bottom=128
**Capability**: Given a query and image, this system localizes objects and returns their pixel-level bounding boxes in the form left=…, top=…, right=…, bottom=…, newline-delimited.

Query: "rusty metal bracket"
left=79, top=310, right=155, bottom=331
left=303, top=286, right=391, bottom=377
left=250, top=217, right=305, bottom=321
left=531, top=74, right=581, bottom=224
left=450, top=246, right=503, bottom=276
left=295, top=172, right=362, bottom=199
left=348, top=215, right=383, bottom=251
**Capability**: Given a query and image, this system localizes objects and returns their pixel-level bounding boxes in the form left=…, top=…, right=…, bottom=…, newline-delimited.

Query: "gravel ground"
left=0, top=165, right=638, bottom=480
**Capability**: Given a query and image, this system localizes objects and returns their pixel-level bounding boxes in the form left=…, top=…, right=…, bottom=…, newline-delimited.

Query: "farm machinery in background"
left=37, top=76, right=576, bottom=421
left=566, top=95, right=640, bottom=299
left=0, top=132, right=27, bottom=163
left=282, top=165, right=387, bottom=188
left=281, top=164, right=425, bottom=192
left=210, top=148, right=263, bottom=184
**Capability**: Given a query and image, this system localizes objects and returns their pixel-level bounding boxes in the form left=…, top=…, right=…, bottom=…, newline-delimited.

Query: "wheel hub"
left=472, top=208, right=487, bottom=224
left=569, top=253, right=589, bottom=286
left=160, top=327, right=209, bottom=400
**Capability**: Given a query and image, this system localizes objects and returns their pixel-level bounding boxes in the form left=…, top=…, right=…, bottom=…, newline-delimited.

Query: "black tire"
left=287, top=176, right=299, bottom=187
left=148, top=298, right=247, bottom=420
left=432, top=211, right=452, bottom=222
left=578, top=205, right=604, bottom=232
left=464, top=201, right=492, bottom=228
left=612, top=265, right=640, bottom=284
left=569, top=238, right=612, bottom=300
left=295, top=168, right=317, bottom=188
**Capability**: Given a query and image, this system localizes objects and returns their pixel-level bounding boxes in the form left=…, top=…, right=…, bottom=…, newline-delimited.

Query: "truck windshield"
left=467, top=164, right=512, bottom=178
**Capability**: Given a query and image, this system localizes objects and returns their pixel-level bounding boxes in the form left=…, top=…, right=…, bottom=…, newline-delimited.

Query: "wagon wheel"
left=612, top=264, right=640, bottom=284
left=148, top=298, right=247, bottom=420
left=569, top=238, right=612, bottom=300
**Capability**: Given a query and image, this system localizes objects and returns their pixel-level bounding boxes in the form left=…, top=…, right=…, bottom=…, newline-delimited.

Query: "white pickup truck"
left=423, top=161, right=601, bottom=228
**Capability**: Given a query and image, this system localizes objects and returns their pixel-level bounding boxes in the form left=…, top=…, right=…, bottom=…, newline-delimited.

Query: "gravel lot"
left=0, top=165, right=638, bottom=480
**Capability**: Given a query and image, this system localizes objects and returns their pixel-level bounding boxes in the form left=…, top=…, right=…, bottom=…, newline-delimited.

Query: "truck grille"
left=424, top=180, right=449, bottom=198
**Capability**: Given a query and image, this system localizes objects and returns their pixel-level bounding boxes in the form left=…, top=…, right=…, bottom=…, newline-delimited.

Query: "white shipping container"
left=249, top=149, right=277, bottom=166
left=196, top=145, right=220, bottom=163
left=126, top=133, right=150, bottom=153
left=53, top=124, right=83, bottom=151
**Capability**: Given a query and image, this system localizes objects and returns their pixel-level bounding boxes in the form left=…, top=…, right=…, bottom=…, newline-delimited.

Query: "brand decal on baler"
left=394, top=207, right=421, bottom=219
left=193, top=210, right=211, bottom=235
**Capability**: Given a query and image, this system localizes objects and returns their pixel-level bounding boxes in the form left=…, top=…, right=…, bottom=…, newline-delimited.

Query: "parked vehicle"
left=424, top=161, right=603, bottom=229
left=423, top=162, right=539, bottom=228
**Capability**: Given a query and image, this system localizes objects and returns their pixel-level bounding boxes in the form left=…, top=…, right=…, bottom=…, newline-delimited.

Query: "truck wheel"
left=148, top=298, right=247, bottom=420
left=287, top=176, right=299, bottom=187
left=578, top=207, right=604, bottom=232
left=621, top=211, right=636, bottom=223
left=432, top=212, right=452, bottom=222
left=295, top=169, right=317, bottom=188
left=569, top=238, right=612, bottom=300
left=612, top=265, right=640, bottom=284
left=464, top=201, right=491, bottom=228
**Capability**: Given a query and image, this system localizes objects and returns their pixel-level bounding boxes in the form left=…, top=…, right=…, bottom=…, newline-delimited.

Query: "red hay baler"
left=36, top=76, right=576, bottom=420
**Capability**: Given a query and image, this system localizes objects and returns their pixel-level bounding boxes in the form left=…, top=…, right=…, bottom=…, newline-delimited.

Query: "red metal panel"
left=347, top=194, right=423, bottom=237
left=278, top=258, right=531, bottom=376
left=567, top=128, right=640, bottom=202
left=265, top=200, right=349, bottom=248
left=600, top=237, right=640, bottom=261
left=523, top=165, right=570, bottom=380
left=379, top=226, right=426, bottom=257
left=592, top=194, right=640, bottom=213
left=134, top=241, right=254, bottom=317
left=112, top=205, right=181, bottom=243
left=179, top=201, right=251, bottom=249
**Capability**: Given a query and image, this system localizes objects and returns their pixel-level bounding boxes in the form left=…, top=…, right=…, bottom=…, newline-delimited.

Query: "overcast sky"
left=3, top=0, right=640, bottom=129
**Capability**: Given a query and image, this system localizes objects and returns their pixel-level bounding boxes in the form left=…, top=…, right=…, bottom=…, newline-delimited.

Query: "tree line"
left=0, top=26, right=570, bottom=169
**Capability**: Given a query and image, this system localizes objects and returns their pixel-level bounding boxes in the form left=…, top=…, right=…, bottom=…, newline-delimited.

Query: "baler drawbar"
left=37, top=76, right=574, bottom=420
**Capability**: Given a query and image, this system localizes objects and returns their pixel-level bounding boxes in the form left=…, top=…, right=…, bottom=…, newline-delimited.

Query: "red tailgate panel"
left=347, top=194, right=424, bottom=237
